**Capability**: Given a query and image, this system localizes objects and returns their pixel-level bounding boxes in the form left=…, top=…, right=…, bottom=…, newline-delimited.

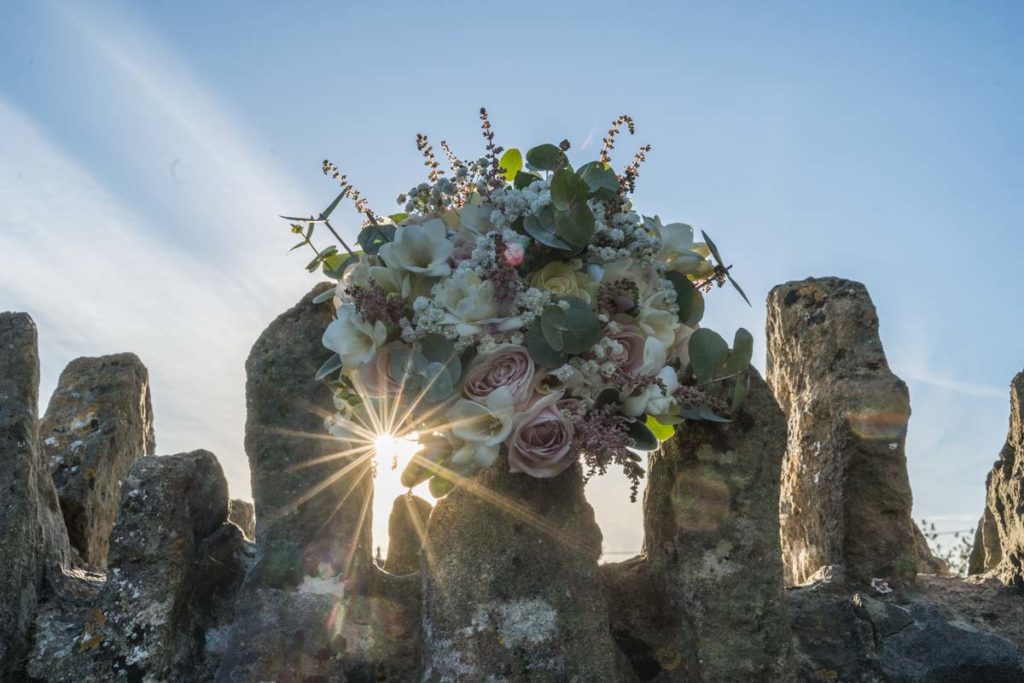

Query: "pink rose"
left=507, top=392, right=576, bottom=478
left=606, top=319, right=646, bottom=375
left=463, top=344, right=535, bottom=406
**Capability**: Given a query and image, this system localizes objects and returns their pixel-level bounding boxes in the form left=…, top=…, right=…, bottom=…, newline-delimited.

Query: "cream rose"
left=529, top=262, right=598, bottom=303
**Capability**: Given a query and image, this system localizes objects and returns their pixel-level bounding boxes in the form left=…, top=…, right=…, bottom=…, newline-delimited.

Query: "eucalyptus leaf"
left=321, top=189, right=349, bottom=220
left=541, top=297, right=601, bottom=355
left=499, top=148, right=523, bottom=182
left=524, top=213, right=572, bottom=250
left=553, top=203, right=595, bottom=248
left=667, top=272, right=705, bottom=326
left=594, top=386, right=621, bottom=409
left=550, top=169, right=590, bottom=210
left=525, top=144, right=565, bottom=172
left=627, top=419, right=659, bottom=452
left=429, top=474, right=455, bottom=498
left=322, top=253, right=353, bottom=279
left=576, top=161, right=619, bottom=200
left=400, top=446, right=446, bottom=488
left=688, top=328, right=729, bottom=382
left=358, top=224, right=395, bottom=255
left=388, top=212, right=409, bottom=224
left=312, top=287, right=337, bottom=304
left=725, top=328, right=754, bottom=374
left=314, top=353, right=343, bottom=381
left=701, top=230, right=723, bottom=265
left=731, top=373, right=751, bottom=413
left=526, top=324, right=568, bottom=367
left=289, top=240, right=308, bottom=252
left=514, top=171, right=541, bottom=189
left=423, top=365, right=456, bottom=403
left=727, top=274, right=752, bottom=306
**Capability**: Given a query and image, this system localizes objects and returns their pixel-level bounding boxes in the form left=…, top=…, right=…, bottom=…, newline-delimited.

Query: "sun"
left=370, top=431, right=427, bottom=559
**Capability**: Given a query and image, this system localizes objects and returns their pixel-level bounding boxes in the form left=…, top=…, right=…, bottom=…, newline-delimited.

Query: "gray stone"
left=788, top=574, right=1024, bottom=682
left=228, top=498, right=255, bottom=540
left=421, top=459, right=619, bottom=681
left=0, top=312, right=70, bottom=677
left=639, top=369, right=795, bottom=681
left=383, top=493, right=431, bottom=575
left=218, top=284, right=413, bottom=682
left=968, top=505, right=1002, bottom=575
left=243, top=282, right=373, bottom=590
left=42, top=352, right=155, bottom=568
left=90, top=451, right=242, bottom=681
left=976, top=371, right=1024, bottom=587
left=767, top=278, right=926, bottom=584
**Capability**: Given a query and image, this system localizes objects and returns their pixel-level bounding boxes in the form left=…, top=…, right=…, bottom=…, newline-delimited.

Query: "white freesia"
left=637, top=337, right=668, bottom=376
left=457, top=201, right=495, bottom=234
left=622, top=366, right=680, bottom=419
left=378, top=218, right=453, bottom=277
left=435, top=270, right=521, bottom=336
left=636, top=290, right=680, bottom=348
left=322, top=304, right=387, bottom=369
left=646, top=215, right=705, bottom=275
left=446, top=387, right=516, bottom=468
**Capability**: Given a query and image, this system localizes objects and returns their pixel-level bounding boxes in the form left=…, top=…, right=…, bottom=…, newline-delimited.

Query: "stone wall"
left=3, top=279, right=1024, bottom=682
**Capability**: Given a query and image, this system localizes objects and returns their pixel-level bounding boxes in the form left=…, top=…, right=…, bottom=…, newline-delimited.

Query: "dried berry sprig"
left=620, top=144, right=652, bottom=196
left=415, top=133, right=445, bottom=183
left=479, top=107, right=505, bottom=193
left=599, top=115, right=636, bottom=164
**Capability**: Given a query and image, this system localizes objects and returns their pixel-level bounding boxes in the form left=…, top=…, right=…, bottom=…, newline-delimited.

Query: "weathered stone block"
left=421, top=460, right=619, bottom=681
left=42, top=352, right=155, bottom=568
left=767, top=277, right=926, bottom=584
left=228, top=498, right=255, bottom=540
left=641, top=369, right=795, bottom=681
left=0, top=312, right=70, bottom=677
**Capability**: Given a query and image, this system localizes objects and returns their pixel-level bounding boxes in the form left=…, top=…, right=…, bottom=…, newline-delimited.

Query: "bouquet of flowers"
left=286, top=112, right=753, bottom=499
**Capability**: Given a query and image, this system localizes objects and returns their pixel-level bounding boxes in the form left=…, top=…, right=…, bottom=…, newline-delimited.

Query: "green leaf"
left=306, top=254, right=323, bottom=272
left=312, top=287, right=337, bottom=304
left=725, top=328, right=754, bottom=375
left=524, top=205, right=572, bottom=250
left=422, top=364, right=456, bottom=403
left=688, top=328, right=730, bottom=382
left=388, top=212, right=409, bottom=224
left=550, top=169, right=590, bottom=210
left=731, top=373, right=751, bottom=413
left=315, top=353, right=343, bottom=381
left=646, top=414, right=676, bottom=442
left=727, top=273, right=752, bottom=306
left=525, top=144, right=565, bottom=172
left=429, top=474, right=455, bottom=498
left=594, top=387, right=621, bottom=409
left=499, top=148, right=523, bottom=182
left=321, top=188, right=349, bottom=220
left=526, top=324, right=569, bottom=367
left=400, top=445, right=446, bottom=488
left=321, top=253, right=353, bottom=279
left=576, top=161, right=619, bottom=200
left=289, top=240, right=308, bottom=252
left=627, top=419, right=659, bottom=451
left=540, top=297, right=601, bottom=355
left=666, top=272, right=705, bottom=326
left=514, top=171, right=541, bottom=189
left=553, top=203, right=595, bottom=248
left=701, top=230, right=723, bottom=265
left=359, top=224, right=395, bottom=255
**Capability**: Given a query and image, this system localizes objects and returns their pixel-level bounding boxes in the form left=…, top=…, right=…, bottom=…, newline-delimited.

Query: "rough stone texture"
left=243, top=282, right=373, bottom=590
left=421, top=459, right=619, bottom=681
left=627, top=369, right=795, bottom=681
left=974, top=371, right=1024, bottom=587
left=789, top=570, right=1024, bottom=682
left=218, top=284, right=419, bottom=681
left=215, top=586, right=420, bottom=682
left=384, top=493, right=431, bottom=575
left=228, top=498, right=255, bottom=540
left=42, top=352, right=155, bottom=568
left=968, top=505, right=1002, bottom=575
left=767, top=278, right=926, bottom=584
left=0, top=312, right=71, bottom=676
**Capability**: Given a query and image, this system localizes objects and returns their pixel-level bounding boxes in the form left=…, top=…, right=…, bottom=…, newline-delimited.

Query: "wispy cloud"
left=0, top=5, right=332, bottom=500
left=901, top=367, right=1007, bottom=399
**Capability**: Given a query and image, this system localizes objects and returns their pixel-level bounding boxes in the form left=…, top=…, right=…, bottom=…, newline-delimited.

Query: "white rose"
left=378, top=218, right=453, bottom=277
left=636, top=290, right=680, bottom=348
left=622, top=366, right=680, bottom=419
left=322, top=304, right=387, bottom=369
left=435, top=270, right=520, bottom=336
left=446, top=387, right=516, bottom=469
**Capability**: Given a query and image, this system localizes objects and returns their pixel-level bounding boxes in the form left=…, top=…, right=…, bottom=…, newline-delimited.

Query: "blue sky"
left=2, top=0, right=1021, bottom=556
